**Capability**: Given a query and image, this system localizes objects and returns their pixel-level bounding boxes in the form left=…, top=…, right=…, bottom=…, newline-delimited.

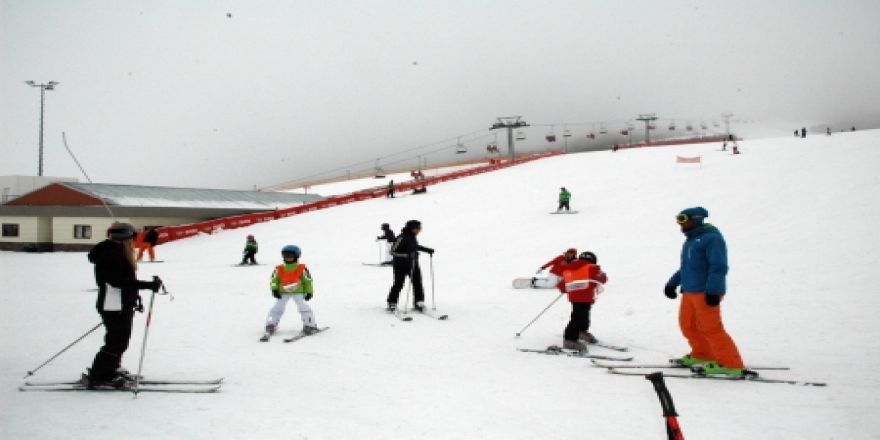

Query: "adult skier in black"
left=86, top=222, right=162, bottom=388
left=386, top=220, right=434, bottom=312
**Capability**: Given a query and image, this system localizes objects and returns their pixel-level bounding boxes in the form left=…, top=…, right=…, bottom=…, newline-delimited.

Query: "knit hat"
left=404, top=220, right=422, bottom=231
left=678, top=207, right=709, bottom=225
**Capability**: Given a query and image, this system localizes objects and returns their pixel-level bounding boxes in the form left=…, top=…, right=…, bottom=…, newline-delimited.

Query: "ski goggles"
left=676, top=213, right=690, bottom=224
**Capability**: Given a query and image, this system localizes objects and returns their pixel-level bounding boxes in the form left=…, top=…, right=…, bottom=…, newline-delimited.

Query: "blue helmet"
left=281, top=245, right=301, bottom=258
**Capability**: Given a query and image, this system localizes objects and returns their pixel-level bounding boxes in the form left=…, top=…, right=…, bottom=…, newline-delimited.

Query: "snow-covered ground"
left=2, top=130, right=880, bottom=439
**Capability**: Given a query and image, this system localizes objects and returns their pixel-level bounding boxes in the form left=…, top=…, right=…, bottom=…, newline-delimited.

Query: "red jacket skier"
left=561, top=251, right=608, bottom=351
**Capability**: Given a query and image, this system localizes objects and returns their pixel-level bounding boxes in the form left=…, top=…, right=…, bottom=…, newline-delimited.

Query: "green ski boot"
left=673, top=354, right=712, bottom=367
left=695, top=362, right=758, bottom=377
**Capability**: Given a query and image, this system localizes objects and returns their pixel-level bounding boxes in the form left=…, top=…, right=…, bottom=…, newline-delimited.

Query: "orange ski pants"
left=136, top=244, right=155, bottom=262
left=679, top=293, right=744, bottom=369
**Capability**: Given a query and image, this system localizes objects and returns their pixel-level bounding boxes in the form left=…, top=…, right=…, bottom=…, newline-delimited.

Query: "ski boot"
left=302, top=325, right=320, bottom=336
left=672, top=354, right=712, bottom=367
left=413, top=301, right=426, bottom=312
left=386, top=302, right=397, bottom=312
left=84, top=371, right=129, bottom=389
left=562, top=340, right=587, bottom=352
left=693, top=362, right=758, bottom=378
left=260, top=323, right=277, bottom=342
left=578, top=331, right=598, bottom=344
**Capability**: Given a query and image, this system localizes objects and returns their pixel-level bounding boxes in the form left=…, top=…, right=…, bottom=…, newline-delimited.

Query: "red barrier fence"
left=614, top=135, right=732, bottom=150
left=156, top=151, right=562, bottom=244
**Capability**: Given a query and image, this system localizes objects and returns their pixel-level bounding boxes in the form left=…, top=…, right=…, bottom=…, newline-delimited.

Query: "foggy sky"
left=2, top=0, right=878, bottom=190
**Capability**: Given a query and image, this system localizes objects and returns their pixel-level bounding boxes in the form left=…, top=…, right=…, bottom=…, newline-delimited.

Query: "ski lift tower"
left=490, top=116, right=529, bottom=162
left=636, top=113, right=658, bottom=145
left=721, top=112, right=734, bottom=141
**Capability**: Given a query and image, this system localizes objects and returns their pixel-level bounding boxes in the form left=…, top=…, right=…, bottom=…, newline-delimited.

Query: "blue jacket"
left=666, top=224, right=728, bottom=295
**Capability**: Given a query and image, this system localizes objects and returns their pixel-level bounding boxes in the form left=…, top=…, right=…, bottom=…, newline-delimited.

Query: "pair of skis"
left=260, top=327, right=330, bottom=342
left=391, top=308, right=449, bottom=321
left=592, top=360, right=827, bottom=387
left=20, top=376, right=223, bottom=393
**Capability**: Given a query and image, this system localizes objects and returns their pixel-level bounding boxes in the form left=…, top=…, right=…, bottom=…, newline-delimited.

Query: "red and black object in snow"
left=646, top=372, right=685, bottom=440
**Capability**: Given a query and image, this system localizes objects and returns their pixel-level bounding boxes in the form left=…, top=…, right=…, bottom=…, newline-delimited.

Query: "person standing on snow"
left=532, top=248, right=578, bottom=289
left=557, top=187, right=572, bottom=212
left=561, top=251, right=608, bottom=351
left=262, top=245, right=318, bottom=340
left=386, top=220, right=434, bottom=312
left=136, top=227, right=159, bottom=262
left=241, top=234, right=258, bottom=265
left=664, top=207, right=750, bottom=377
left=377, top=223, right=396, bottom=265
left=86, top=222, right=162, bottom=388
left=386, top=180, right=395, bottom=198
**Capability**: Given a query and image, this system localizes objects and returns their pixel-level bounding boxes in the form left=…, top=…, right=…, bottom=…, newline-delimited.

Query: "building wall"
left=0, top=216, right=52, bottom=251
left=51, top=216, right=199, bottom=246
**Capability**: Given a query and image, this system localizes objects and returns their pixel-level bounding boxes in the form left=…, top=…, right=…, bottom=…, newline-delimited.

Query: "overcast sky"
left=2, top=0, right=878, bottom=190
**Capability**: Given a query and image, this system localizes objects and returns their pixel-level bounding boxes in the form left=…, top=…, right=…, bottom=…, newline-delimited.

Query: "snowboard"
left=550, top=211, right=579, bottom=215
left=232, top=263, right=266, bottom=267
left=512, top=278, right=535, bottom=289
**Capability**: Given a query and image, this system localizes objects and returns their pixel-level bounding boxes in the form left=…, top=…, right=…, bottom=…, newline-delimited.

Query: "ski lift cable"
left=264, top=127, right=492, bottom=189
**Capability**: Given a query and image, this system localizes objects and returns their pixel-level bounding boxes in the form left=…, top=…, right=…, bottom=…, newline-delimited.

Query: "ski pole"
left=515, top=293, right=564, bottom=337
left=23, top=322, right=102, bottom=379
left=429, top=254, right=436, bottom=310
left=133, top=276, right=169, bottom=398
left=645, top=372, right=685, bottom=440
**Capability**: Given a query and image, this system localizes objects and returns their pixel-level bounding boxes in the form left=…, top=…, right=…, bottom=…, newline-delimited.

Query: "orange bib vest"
left=276, top=264, right=307, bottom=290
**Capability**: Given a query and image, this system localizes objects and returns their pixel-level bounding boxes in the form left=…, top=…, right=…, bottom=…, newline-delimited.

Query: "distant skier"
left=561, top=251, right=608, bottom=351
left=826, top=127, right=832, bottom=136
left=136, top=227, right=159, bottom=262
left=532, top=248, right=578, bottom=289
left=241, top=234, right=258, bottom=265
left=664, top=207, right=749, bottom=377
left=377, top=223, right=396, bottom=265
left=801, top=127, right=807, bottom=138
left=557, top=187, right=571, bottom=212
left=793, top=129, right=798, bottom=137
left=86, top=222, right=162, bottom=388
left=386, top=180, right=395, bottom=198
left=386, top=220, right=434, bottom=312
left=262, top=245, right=317, bottom=341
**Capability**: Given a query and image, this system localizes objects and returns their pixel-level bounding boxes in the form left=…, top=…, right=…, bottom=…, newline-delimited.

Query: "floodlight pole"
left=721, top=112, right=734, bottom=140
left=25, top=81, right=59, bottom=176
left=636, top=113, right=658, bottom=145
left=491, top=116, right=529, bottom=161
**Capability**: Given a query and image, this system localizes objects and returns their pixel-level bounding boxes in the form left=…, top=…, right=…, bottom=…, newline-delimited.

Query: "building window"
left=2, top=223, right=19, bottom=237
left=73, top=224, right=92, bottom=239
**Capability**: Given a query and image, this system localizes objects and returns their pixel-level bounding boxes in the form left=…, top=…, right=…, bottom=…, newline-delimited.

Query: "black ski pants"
left=242, top=250, right=257, bottom=265
left=563, top=302, right=592, bottom=341
left=90, top=309, right=135, bottom=380
left=558, top=201, right=570, bottom=211
left=387, top=261, right=424, bottom=304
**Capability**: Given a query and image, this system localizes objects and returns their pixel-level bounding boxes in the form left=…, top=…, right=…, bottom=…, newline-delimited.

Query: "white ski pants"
left=266, top=294, right=316, bottom=327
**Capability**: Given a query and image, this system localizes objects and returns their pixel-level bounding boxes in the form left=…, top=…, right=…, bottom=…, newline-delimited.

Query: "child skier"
left=532, top=248, right=578, bottom=289
left=561, top=251, right=608, bottom=351
left=376, top=223, right=395, bottom=265
left=557, top=187, right=571, bottom=212
left=241, top=235, right=258, bottom=265
left=261, top=245, right=317, bottom=341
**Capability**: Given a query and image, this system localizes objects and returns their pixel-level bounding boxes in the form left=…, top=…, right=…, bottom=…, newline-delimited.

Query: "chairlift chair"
left=563, top=129, right=572, bottom=138
left=515, top=131, right=526, bottom=141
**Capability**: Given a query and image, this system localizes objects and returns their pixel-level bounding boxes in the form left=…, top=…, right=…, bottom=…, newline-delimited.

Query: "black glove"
left=425, top=248, right=435, bottom=255
left=664, top=285, right=678, bottom=299
left=304, top=293, right=313, bottom=301
left=705, top=294, right=721, bottom=307
left=272, top=289, right=281, bottom=299
left=151, top=276, right=163, bottom=293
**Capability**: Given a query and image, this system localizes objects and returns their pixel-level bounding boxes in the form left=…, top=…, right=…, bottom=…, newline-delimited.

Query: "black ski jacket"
left=378, top=228, right=396, bottom=243
left=390, top=230, right=433, bottom=266
left=144, top=228, right=159, bottom=246
left=88, top=240, right=153, bottom=312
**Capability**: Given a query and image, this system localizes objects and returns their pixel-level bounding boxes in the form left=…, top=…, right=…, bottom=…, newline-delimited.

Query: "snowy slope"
left=2, top=131, right=880, bottom=439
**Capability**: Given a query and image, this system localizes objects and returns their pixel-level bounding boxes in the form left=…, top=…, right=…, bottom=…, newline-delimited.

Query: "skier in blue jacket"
left=664, top=207, right=748, bottom=377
